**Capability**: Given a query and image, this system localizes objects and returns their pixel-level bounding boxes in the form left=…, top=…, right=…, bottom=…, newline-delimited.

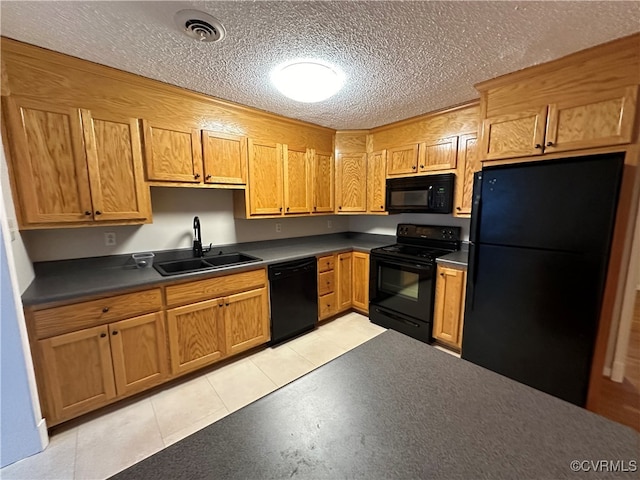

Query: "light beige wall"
left=22, top=188, right=350, bottom=262
left=0, top=139, right=34, bottom=293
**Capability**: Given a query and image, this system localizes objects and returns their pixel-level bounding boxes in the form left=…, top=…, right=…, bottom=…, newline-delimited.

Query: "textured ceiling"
left=1, top=1, right=639, bottom=130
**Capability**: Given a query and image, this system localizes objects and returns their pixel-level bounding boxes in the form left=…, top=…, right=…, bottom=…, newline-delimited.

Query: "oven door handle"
left=372, top=258, right=433, bottom=272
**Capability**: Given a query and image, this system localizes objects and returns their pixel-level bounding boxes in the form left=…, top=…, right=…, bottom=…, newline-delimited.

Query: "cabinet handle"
left=84, top=211, right=91, bottom=216
left=102, top=307, right=109, bottom=313
left=95, top=211, right=102, bottom=215
left=286, top=207, right=290, bottom=212
left=314, top=206, right=317, bottom=211
left=456, top=207, right=461, bottom=211
left=100, top=333, right=107, bottom=338
left=194, top=173, right=201, bottom=179
left=546, top=141, right=554, bottom=147
left=279, top=207, right=283, bottom=212
left=534, top=144, right=543, bottom=149
left=411, top=166, right=417, bottom=170
left=112, top=330, right=118, bottom=336
left=205, top=174, right=212, bottom=180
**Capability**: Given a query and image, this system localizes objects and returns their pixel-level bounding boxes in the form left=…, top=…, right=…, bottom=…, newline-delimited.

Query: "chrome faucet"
left=193, top=216, right=203, bottom=257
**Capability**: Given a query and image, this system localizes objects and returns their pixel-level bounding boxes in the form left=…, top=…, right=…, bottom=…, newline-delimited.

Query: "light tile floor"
left=1, top=313, right=393, bottom=480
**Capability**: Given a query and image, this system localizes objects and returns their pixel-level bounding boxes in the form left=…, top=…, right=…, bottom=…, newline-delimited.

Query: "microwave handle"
left=427, top=185, right=433, bottom=209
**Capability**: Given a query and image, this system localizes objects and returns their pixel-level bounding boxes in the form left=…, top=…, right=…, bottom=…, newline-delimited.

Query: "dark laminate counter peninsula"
left=111, top=330, right=639, bottom=480
left=22, top=232, right=394, bottom=306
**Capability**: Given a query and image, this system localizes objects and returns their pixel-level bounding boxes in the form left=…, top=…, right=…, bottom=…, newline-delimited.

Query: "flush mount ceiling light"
left=270, top=60, right=345, bottom=103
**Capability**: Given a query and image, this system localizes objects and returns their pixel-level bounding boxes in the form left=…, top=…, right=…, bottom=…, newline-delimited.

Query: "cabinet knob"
left=420, top=165, right=424, bottom=169
left=95, top=211, right=102, bottom=215
left=456, top=207, right=461, bottom=211
left=205, top=174, right=212, bottom=180
left=225, top=303, right=230, bottom=306
left=412, top=166, right=417, bottom=170
left=546, top=141, right=554, bottom=147
left=84, top=211, right=91, bottom=216
left=440, top=273, right=445, bottom=277
left=112, top=330, right=118, bottom=336
left=380, top=205, right=383, bottom=209
left=100, top=333, right=107, bottom=338
left=219, top=303, right=223, bottom=307
left=286, top=207, right=290, bottom=212
left=338, top=206, right=342, bottom=210
left=194, top=173, right=201, bottom=179
left=314, top=206, right=317, bottom=211
left=534, top=144, right=543, bottom=149
left=102, top=307, right=109, bottom=313
left=279, top=207, right=283, bottom=212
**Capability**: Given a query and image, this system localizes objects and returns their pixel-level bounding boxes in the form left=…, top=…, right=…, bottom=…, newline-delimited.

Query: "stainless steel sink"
left=154, top=253, right=262, bottom=276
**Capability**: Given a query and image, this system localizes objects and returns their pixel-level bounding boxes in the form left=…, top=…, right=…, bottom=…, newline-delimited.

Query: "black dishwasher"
left=268, top=257, right=318, bottom=345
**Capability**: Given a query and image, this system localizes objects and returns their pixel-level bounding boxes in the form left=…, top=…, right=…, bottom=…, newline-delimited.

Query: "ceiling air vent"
left=174, top=9, right=226, bottom=43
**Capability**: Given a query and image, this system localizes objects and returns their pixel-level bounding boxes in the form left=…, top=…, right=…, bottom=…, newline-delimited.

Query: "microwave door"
left=389, top=189, right=429, bottom=209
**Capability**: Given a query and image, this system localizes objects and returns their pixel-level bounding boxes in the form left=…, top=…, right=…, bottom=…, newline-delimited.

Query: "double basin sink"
left=154, top=252, right=262, bottom=276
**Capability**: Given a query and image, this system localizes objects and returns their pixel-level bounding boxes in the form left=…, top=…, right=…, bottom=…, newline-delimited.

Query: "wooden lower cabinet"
left=167, top=298, right=227, bottom=375
left=317, top=254, right=337, bottom=320
left=38, top=311, right=168, bottom=424
left=433, top=265, right=467, bottom=349
left=351, top=252, right=369, bottom=314
left=225, top=287, right=270, bottom=355
left=337, top=252, right=353, bottom=311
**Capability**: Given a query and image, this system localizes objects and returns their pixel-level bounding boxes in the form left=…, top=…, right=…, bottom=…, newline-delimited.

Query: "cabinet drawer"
left=32, top=289, right=163, bottom=339
left=165, top=268, right=267, bottom=307
left=319, top=293, right=336, bottom=319
left=318, top=271, right=335, bottom=296
left=318, top=255, right=335, bottom=273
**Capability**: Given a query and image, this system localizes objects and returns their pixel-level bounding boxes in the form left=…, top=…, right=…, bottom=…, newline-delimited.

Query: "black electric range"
left=369, top=223, right=461, bottom=343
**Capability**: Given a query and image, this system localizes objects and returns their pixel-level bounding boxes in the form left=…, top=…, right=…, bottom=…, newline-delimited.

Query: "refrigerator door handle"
left=469, top=172, right=483, bottom=243
left=466, top=244, right=478, bottom=310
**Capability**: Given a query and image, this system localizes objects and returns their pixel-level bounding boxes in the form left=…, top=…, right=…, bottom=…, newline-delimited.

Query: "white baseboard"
left=611, top=360, right=626, bottom=383
left=37, top=418, right=49, bottom=450
left=603, top=366, right=612, bottom=377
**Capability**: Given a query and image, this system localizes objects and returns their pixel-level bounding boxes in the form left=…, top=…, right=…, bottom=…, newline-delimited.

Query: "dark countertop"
left=436, top=248, right=469, bottom=269
left=22, top=233, right=394, bottom=306
left=112, top=330, right=639, bottom=480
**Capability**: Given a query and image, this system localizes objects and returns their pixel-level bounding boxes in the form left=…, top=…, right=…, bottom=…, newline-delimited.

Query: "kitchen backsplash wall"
left=348, top=214, right=471, bottom=241
left=21, top=188, right=351, bottom=263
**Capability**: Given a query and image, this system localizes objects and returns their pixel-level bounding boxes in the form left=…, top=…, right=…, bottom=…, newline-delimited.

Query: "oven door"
left=369, top=254, right=435, bottom=321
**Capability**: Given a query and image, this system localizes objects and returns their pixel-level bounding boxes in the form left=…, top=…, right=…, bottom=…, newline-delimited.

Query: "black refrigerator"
left=461, top=153, right=624, bottom=406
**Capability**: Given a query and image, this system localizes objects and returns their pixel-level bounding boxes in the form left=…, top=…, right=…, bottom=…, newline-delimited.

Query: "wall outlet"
left=104, top=232, right=116, bottom=246
left=275, top=223, right=282, bottom=233
left=327, top=220, right=332, bottom=229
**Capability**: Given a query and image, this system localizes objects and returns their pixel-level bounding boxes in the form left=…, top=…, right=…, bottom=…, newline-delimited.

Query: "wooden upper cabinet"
left=481, top=107, right=547, bottom=161
left=248, top=139, right=283, bottom=215
left=109, top=312, right=168, bottom=396
left=3, top=97, right=150, bottom=226
left=283, top=146, right=311, bottom=214
left=544, top=86, right=638, bottom=154
left=336, top=153, right=367, bottom=212
left=386, top=144, right=419, bottom=176
left=419, top=136, right=458, bottom=172
left=312, top=150, right=334, bottom=213
left=142, top=120, right=203, bottom=183
left=202, top=131, right=247, bottom=185
left=38, top=325, right=116, bottom=421
left=4, top=97, right=92, bottom=224
left=367, top=150, right=387, bottom=212
left=81, top=110, right=150, bottom=221
left=224, top=287, right=269, bottom=356
left=454, top=133, right=478, bottom=217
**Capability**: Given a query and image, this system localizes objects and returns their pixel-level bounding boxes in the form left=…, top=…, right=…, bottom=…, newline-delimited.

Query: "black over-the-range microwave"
left=385, top=173, right=455, bottom=214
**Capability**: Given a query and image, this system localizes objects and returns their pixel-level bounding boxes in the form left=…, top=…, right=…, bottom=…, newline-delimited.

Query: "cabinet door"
left=39, top=325, right=116, bottom=422
left=367, top=150, right=387, bottom=212
left=224, top=287, right=270, bottom=356
left=480, top=107, right=547, bottom=161
left=109, top=312, right=168, bottom=396
left=351, top=252, right=369, bottom=313
left=81, top=110, right=150, bottom=221
left=545, top=86, right=638, bottom=154
left=248, top=139, right=283, bottom=215
left=433, top=266, right=467, bottom=348
left=166, top=298, right=226, bottom=375
left=142, top=120, right=203, bottom=183
left=454, top=133, right=478, bottom=217
left=336, top=153, right=367, bottom=212
left=386, top=144, right=419, bottom=176
left=202, top=131, right=247, bottom=185
left=419, top=136, right=458, bottom=172
left=336, top=252, right=353, bottom=311
left=283, top=146, right=311, bottom=214
left=3, top=97, right=92, bottom=224
left=311, top=150, right=334, bottom=213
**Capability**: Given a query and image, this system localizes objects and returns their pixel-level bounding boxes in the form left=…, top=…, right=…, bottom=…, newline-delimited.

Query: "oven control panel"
left=397, top=223, right=461, bottom=242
